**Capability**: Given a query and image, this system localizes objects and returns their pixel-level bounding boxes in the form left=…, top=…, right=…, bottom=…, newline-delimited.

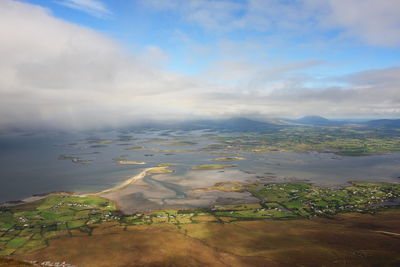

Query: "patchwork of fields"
left=1, top=181, right=400, bottom=258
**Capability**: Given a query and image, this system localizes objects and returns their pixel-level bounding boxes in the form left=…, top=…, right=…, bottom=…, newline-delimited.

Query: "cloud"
left=200, top=66, right=400, bottom=118
left=141, top=0, right=288, bottom=32
left=325, top=0, right=400, bottom=46
left=0, top=0, right=198, bottom=129
left=57, top=0, right=112, bottom=18
left=0, top=0, right=399, bottom=131
left=142, top=0, right=400, bottom=46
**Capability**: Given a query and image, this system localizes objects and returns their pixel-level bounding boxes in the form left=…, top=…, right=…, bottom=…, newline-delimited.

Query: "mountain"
left=171, top=117, right=278, bottom=132
left=125, top=117, right=277, bottom=132
left=287, top=116, right=348, bottom=126
left=287, top=116, right=400, bottom=128
left=365, top=119, right=400, bottom=128
left=207, top=117, right=277, bottom=131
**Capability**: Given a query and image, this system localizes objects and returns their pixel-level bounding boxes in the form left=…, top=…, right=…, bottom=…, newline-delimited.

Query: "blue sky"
left=24, top=0, right=400, bottom=76
left=0, top=0, right=400, bottom=129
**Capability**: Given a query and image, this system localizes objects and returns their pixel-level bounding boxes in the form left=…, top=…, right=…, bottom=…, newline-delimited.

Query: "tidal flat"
left=1, top=127, right=400, bottom=265
left=1, top=182, right=400, bottom=266
left=1, top=128, right=400, bottom=204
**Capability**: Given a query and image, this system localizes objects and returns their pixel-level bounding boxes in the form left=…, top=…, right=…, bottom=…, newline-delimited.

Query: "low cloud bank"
left=0, top=0, right=399, bottom=130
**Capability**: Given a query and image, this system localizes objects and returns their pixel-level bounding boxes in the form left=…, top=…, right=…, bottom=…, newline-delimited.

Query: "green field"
left=201, top=127, right=400, bottom=155
left=1, top=181, right=400, bottom=256
left=0, top=194, right=117, bottom=255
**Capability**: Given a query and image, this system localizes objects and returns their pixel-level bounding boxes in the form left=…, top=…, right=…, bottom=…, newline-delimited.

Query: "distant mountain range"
left=4, top=116, right=400, bottom=135
left=194, top=117, right=277, bottom=131
left=284, top=116, right=400, bottom=128
left=129, top=117, right=278, bottom=132
left=365, top=119, right=400, bottom=128
left=128, top=116, right=400, bottom=131
left=285, top=116, right=349, bottom=126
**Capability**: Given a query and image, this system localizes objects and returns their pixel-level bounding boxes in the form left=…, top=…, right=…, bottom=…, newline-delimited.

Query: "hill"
left=288, top=116, right=348, bottom=126
left=366, top=119, right=400, bottom=128
left=126, top=117, right=278, bottom=132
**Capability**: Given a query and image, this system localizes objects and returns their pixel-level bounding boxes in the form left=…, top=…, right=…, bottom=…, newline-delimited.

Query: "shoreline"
left=0, top=167, right=159, bottom=207
left=2, top=165, right=400, bottom=208
left=86, top=168, right=153, bottom=196
left=0, top=191, right=77, bottom=207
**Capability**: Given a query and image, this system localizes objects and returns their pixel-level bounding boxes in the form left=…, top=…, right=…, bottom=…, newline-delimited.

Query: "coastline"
left=87, top=168, right=152, bottom=196
left=0, top=167, right=159, bottom=207
left=0, top=191, right=77, bottom=207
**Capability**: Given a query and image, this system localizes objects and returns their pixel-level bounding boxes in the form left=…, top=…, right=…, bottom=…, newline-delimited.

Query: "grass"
left=248, top=182, right=400, bottom=217
left=11, top=205, right=400, bottom=267
left=68, top=220, right=87, bottom=229
left=0, top=194, right=116, bottom=255
left=201, top=126, right=400, bottom=156
left=7, top=237, right=27, bottom=248
left=1, top=181, right=400, bottom=256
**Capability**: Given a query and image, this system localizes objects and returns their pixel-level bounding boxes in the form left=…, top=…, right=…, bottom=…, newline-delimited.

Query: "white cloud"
left=325, top=0, right=400, bottom=46
left=203, top=66, right=400, bottom=118
left=57, top=0, right=112, bottom=18
left=0, top=0, right=399, bottom=131
left=142, top=0, right=400, bottom=46
left=0, top=0, right=198, bottom=129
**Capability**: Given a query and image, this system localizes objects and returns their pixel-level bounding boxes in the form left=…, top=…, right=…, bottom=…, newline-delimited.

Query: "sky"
left=1, top=0, right=400, bottom=130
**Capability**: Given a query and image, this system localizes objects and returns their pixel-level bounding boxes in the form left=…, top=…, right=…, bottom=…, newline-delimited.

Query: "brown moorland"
left=13, top=209, right=400, bottom=267
left=0, top=257, right=33, bottom=267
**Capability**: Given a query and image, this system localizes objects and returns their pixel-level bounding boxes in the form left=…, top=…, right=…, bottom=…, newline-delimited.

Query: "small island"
left=158, top=163, right=179, bottom=166
left=114, top=160, right=145, bottom=165
left=191, top=164, right=235, bottom=170
left=146, top=166, right=175, bottom=174
left=212, top=157, right=246, bottom=161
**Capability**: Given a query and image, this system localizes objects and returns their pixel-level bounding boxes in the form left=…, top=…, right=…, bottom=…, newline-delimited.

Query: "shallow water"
left=1, top=130, right=400, bottom=209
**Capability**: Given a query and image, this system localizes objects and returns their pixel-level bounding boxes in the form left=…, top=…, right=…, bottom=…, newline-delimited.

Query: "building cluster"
left=28, top=260, right=77, bottom=267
